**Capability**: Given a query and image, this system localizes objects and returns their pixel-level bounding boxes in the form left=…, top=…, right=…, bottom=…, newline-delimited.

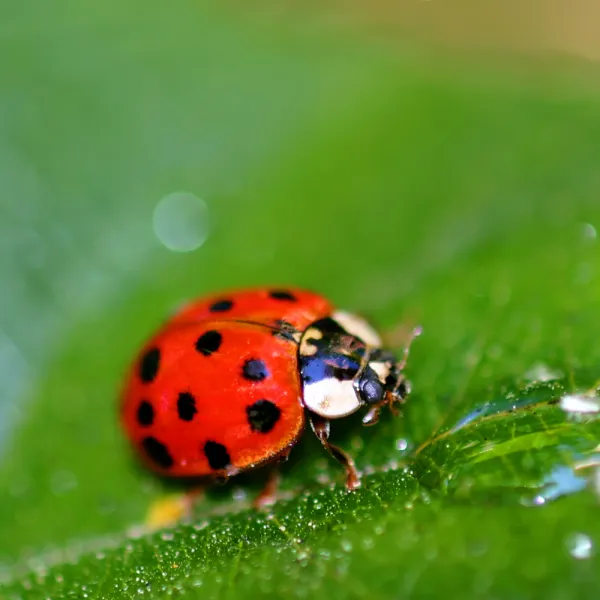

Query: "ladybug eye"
left=357, top=367, right=384, bottom=404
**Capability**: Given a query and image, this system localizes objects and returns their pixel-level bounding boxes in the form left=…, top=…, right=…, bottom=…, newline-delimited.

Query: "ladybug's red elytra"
left=121, top=287, right=419, bottom=499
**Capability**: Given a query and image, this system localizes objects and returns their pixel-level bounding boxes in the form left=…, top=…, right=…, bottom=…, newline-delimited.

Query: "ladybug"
left=121, top=287, right=419, bottom=499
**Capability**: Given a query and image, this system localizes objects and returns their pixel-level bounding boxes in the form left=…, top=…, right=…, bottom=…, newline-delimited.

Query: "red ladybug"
left=121, top=288, right=419, bottom=498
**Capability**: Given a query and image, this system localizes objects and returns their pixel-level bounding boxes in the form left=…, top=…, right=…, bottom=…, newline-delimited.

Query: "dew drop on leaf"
left=232, top=487, right=248, bottom=501
left=522, top=465, right=588, bottom=507
left=523, top=362, right=563, bottom=383
left=396, top=438, right=409, bottom=452
left=560, top=392, right=600, bottom=415
left=361, top=537, right=375, bottom=550
left=581, top=222, right=597, bottom=243
left=153, top=191, right=209, bottom=253
left=566, top=533, right=594, bottom=560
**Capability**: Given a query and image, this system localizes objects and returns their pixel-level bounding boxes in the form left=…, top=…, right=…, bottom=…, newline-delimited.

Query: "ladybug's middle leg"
left=308, top=412, right=361, bottom=491
left=252, top=444, right=296, bottom=509
left=253, top=467, right=281, bottom=509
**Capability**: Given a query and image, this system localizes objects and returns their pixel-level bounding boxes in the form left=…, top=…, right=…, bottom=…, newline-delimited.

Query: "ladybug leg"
left=252, top=445, right=293, bottom=509
left=308, top=412, right=361, bottom=491
left=182, top=486, right=205, bottom=519
left=253, top=467, right=281, bottom=510
left=362, top=405, right=382, bottom=426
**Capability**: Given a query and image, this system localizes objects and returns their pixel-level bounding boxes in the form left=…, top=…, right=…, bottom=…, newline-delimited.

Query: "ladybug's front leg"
left=308, top=412, right=361, bottom=491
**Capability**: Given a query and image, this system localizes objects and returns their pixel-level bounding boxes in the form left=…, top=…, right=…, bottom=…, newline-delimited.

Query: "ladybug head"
left=356, top=348, right=412, bottom=426
left=299, top=313, right=420, bottom=424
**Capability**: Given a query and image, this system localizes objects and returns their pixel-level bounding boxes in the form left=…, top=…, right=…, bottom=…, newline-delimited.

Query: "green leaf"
left=2, top=2, right=600, bottom=598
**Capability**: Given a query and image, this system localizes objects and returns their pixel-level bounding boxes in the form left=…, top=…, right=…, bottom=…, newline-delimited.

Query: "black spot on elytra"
left=177, top=392, right=197, bottom=421
left=136, top=400, right=154, bottom=426
left=139, top=347, right=160, bottom=383
left=209, top=299, right=234, bottom=313
left=242, top=359, right=269, bottom=382
left=204, top=441, right=231, bottom=470
left=269, top=289, right=297, bottom=302
left=246, top=399, right=281, bottom=433
left=195, top=330, right=222, bottom=356
left=142, top=437, right=173, bottom=469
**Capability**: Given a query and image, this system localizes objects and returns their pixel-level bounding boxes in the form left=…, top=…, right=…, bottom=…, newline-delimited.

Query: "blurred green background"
left=2, top=1, right=600, bottom=598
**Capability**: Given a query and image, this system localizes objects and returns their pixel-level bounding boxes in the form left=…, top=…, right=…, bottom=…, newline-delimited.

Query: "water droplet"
left=395, top=438, right=409, bottom=452
left=567, top=533, right=593, bottom=559
left=522, top=465, right=587, bottom=506
left=560, top=392, right=600, bottom=415
left=340, top=539, right=353, bottom=552
left=581, top=223, right=597, bottom=243
left=160, top=532, right=175, bottom=542
left=232, top=487, right=248, bottom=501
left=361, top=537, right=375, bottom=550
left=523, top=362, right=563, bottom=383
left=316, top=472, right=331, bottom=485
left=153, top=192, right=209, bottom=253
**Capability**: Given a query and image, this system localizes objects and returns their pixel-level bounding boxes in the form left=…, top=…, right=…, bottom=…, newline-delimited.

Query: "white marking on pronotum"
left=332, top=311, right=382, bottom=347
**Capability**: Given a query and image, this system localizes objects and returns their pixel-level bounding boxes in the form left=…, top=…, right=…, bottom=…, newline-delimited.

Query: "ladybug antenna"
left=396, top=325, right=423, bottom=371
